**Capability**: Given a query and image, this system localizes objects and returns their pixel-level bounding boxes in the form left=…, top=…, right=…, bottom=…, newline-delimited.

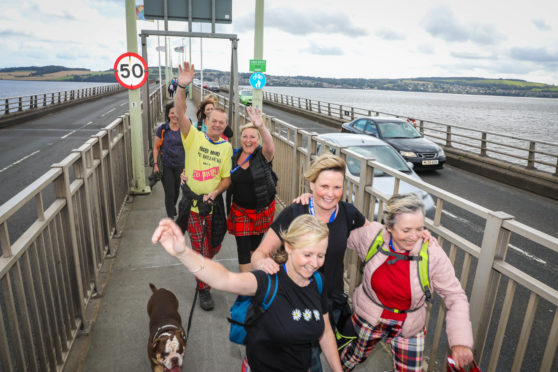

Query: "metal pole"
left=231, top=38, right=239, bottom=148
left=188, top=0, right=192, bottom=99
left=157, top=20, right=163, bottom=111
left=141, top=34, right=152, bottom=154
left=200, top=23, right=204, bottom=99
left=125, top=0, right=149, bottom=194
left=252, top=0, right=264, bottom=110
left=164, top=0, right=170, bottom=98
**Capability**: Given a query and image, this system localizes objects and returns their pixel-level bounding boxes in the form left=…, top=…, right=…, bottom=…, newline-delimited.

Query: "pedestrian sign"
left=249, top=73, right=266, bottom=89
left=249, top=59, right=266, bottom=72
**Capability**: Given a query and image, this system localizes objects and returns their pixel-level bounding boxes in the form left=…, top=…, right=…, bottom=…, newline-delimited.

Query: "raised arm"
left=251, top=228, right=282, bottom=274
left=175, top=62, right=195, bottom=136
left=152, top=218, right=257, bottom=295
left=246, top=106, right=274, bottom=161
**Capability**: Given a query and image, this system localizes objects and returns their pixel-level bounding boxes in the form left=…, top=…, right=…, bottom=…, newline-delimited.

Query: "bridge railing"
left=267, top=116, right=558, bottom=372
left=263, top=91, right=558, bottom=175
left=0, top=87, right=161, bottom=372
left=1, top=84, right=123, bottom=115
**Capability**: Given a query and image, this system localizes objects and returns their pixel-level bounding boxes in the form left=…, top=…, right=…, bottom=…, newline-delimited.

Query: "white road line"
left=120, top=102, right=127, bottom=107
left=61, top=130, right=76, bottom=139
left=0, top=150, right=40, bottom=173
left=509, top=244, right=547, bottom=264
left=441, top=210, right=547, bottom=265
left=101, top=107, right=116, bottom=117
left=83, top=121, right=93, bottom=127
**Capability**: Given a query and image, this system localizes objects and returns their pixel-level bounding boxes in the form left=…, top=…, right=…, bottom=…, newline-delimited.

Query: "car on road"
left=239, top=89, right=253, bottom=105
left=341, top=117, right=445, bottom=170
left=315, top=133, right=435, bottom=216
left=206, top=81, right=220, bottom=92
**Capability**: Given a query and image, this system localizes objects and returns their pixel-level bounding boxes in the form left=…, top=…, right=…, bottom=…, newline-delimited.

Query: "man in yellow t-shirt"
left=175, top=62, right=232, bottom=311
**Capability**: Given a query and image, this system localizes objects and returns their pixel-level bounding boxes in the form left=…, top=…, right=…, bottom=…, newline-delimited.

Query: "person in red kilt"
left=227, top=106, right=277, bottom=272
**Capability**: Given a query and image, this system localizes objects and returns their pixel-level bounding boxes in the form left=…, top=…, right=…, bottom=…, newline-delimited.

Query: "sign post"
left=252, top=0, right=264, bottom=110
left=125, top=0, right=150, bottom=195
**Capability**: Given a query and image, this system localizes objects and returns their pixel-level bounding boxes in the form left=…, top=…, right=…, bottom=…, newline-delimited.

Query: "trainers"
left=199, top=289, right=214, bottom=311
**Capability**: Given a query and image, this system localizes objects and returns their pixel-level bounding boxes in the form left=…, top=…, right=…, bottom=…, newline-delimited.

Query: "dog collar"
left=152, top=324, right=180, bottom=344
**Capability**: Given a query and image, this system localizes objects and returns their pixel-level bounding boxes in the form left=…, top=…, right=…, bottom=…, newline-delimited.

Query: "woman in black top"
left=227, top=106, right=276, bottom=272
left=153, top=214, right=343, bottom=372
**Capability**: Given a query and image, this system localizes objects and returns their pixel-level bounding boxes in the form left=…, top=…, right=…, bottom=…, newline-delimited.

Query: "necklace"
left=308, top=197, right=337, bottom=223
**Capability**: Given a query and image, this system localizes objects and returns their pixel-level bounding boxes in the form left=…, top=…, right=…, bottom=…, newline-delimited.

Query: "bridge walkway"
left=64, top=97, right=394, bottom=371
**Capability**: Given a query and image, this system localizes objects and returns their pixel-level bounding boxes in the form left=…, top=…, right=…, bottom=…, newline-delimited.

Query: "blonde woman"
left=251, top=153, right=368, bottom=371
left=153, top=215, right=343, bottom=372
left=227, top=106, right=276, bottom=272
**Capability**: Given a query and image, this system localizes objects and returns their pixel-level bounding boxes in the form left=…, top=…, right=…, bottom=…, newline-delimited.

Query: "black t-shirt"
left=270, top=202, right=366, bottom=298
left=246, top=268, right=328, bottom=372
left=230, top=166, right=256, bottom=209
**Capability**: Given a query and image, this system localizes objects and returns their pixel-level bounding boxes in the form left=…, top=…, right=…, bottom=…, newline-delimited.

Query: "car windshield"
left=377, top=122, right=422, bottom=139
left=346, top=145, right=410, bottom=177
left=240, top=90, right=252, bottom=96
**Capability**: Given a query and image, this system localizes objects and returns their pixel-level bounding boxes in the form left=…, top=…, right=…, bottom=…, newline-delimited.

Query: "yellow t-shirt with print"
left=182, top=126, right=232, bottom=213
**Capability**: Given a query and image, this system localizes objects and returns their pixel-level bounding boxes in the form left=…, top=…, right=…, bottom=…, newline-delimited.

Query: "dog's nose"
left=171, top=356, right=179, bottom=366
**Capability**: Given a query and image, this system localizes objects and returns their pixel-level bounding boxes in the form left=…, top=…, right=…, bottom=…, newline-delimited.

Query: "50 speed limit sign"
left=114, top=52, right=149, bottom=89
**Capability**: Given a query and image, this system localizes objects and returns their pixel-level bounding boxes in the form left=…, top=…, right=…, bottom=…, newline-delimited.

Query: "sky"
left=1, top=0, right=558, bottom=85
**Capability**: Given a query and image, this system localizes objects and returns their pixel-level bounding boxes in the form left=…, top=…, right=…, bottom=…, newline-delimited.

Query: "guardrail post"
left=43, top=94, right=47, bottom=106
left=339, top=105, right=343, bottom=119
left=527, top=141, right=536, bottom=168
left=480, top=132, right=487, bottom=156
left=351, top=107, right=354, bottom=120
left=18, top=97, right=22, bottom=111
left=52, top=160, right=89, bottom=333
left=317, top=101, right=321, bottom=114
left=4, top=99, right=8, bottom=114
left=298, top=97, right=301, bottom=108
left=419, top=120, right=424, bottom=133
left=469, top=211, right=513, bottom=361
left=445, top=125, right=452, bottom=147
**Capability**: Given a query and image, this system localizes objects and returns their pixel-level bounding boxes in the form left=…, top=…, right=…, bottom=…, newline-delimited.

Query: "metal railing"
left=1, top=84, right=123, bottom=115
left=263, top=91, right=558, bottom=175
left=266, top=115, right=558, bottom=371
left=0, top=87, right=162, bottom=371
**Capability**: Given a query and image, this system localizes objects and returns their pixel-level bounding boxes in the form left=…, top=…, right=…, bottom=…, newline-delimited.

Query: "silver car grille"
left=418, top=153, right=437, bottom=159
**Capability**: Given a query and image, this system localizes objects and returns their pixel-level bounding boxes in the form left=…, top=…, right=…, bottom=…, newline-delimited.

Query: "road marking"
left=441, top=210, right=547, bottom=265
left=61, top=130, right=76, bottom=139
left=509, top=244, right=547, bottom=264
left=0, top=150, right=40, bottom=174
left=120, top=102, right=127, bottom=107
left=82, top=121, right=93, bottom=128
left=101, top=107, right=116, bottom=117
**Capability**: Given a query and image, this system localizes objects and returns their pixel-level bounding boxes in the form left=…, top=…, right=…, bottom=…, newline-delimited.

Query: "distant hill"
left=1, top=66, right=557, bottom=98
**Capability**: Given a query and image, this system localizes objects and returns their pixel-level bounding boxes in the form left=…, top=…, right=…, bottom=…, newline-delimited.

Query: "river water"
left=263, top=86, right=558, bottom=144
left=0, top=80, right=113, bottom=99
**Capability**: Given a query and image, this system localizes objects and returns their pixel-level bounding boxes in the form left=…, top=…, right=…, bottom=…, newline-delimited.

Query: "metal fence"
left=1, top=84, right=123, bottom=115
left=0, top=87, right=161, bottom=372
left=263, top=91, right=558, bottom=175
left=266, top=116, right=558, bottom=372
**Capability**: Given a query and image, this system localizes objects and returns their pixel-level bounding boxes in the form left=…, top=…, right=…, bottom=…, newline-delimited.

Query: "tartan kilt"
left=227, top=200, right=275, bottom=236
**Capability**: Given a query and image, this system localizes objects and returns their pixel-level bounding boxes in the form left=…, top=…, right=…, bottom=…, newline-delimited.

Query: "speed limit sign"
left=114, top=52, right=149, bottom=89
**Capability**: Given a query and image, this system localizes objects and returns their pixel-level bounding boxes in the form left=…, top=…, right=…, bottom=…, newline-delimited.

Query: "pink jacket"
left=348, top=222, right=474, bottom=348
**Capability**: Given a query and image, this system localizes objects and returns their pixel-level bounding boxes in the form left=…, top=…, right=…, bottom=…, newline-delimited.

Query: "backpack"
left=364, top=229, right=432, bottom=308
left=227, top=270, right=323, bottom=345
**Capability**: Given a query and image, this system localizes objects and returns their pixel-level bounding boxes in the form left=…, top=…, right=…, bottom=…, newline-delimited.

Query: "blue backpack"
left=228, top=271, right=323, bottom=345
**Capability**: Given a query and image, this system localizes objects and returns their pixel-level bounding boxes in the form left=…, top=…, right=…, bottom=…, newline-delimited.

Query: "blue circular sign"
left=249, top=72, right=266, bottom=89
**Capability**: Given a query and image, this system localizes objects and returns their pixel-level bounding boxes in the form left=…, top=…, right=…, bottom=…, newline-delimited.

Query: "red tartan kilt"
left=227, top=200, right=275, bottom=236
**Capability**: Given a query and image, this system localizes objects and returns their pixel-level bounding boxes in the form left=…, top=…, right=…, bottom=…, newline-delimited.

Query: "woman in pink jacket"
left=341, top=193, right=474, bottom=371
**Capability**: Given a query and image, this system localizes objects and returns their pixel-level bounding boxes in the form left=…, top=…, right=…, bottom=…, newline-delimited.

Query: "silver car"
left=315, top=133, right=435, bottom=216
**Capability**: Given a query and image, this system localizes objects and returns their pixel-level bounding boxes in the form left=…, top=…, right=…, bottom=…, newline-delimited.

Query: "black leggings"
left=161, top=165, right=183, bottom=218
left=235, top=235, right=264, bottom=265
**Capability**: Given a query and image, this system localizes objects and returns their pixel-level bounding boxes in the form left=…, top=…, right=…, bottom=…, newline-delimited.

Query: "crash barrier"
left=1, top=84, right=124, bottom=116
left=267, top=116, right=558, bottom=372
left=0, top=88, right=163, bottom=371
left=262, top=91, right=558, bottom=176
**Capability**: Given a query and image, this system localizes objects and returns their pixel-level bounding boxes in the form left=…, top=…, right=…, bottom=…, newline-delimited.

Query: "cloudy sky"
left=1, top=0, right=558, bottom=85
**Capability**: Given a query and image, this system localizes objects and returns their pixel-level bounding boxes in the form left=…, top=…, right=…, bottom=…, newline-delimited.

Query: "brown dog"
left=147, top=283, right=186, bottom=372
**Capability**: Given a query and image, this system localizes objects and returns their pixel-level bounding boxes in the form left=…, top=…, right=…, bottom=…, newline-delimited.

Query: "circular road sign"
left=114, top=52, right=149, bottom=89
left=249, top=72, right=266, bottom=89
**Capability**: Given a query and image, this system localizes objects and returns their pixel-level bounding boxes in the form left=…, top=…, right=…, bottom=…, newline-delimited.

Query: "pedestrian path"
left=64, top=98, right=394, bottom=372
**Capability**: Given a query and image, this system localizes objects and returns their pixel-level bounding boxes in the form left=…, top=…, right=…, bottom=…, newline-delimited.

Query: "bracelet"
left=190, top=255, right=205, bottom=273
left=178, top=83, right=188, bottom=92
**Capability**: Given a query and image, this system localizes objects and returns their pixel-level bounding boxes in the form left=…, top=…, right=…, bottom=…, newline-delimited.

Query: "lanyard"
left=388, top=236, right=397, bottom=252
left=230, top=152, right=252, bottom=174
left=204, top=132, right=227, bottom=145
left=308, top=197, right=337, bottom=223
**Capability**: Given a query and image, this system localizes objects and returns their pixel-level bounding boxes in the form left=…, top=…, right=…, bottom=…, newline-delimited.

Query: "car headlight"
left=438, top=148, right=445, bottom=157
left=399, top=151, right=417, bottom=157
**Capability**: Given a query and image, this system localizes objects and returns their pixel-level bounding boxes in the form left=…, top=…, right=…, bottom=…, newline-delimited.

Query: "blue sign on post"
left=249, top=73, right=266, bottom=89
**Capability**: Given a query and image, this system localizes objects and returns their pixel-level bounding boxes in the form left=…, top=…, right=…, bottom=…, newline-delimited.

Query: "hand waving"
left=246, top=106, right=263, bottom=128
left=152, top=218, right=187, bottom=256
left=178, top=62, right=195, bottom=87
